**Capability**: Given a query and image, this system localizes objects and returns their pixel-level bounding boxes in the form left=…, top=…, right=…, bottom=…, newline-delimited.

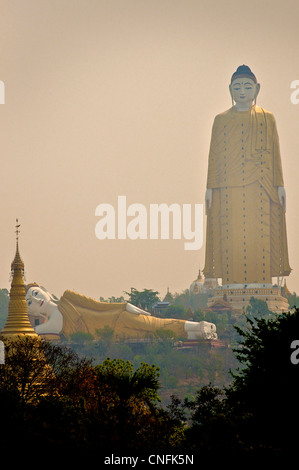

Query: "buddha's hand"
left=205, top=188, right=213, bottom=214
left=278, top=186, right=286, bottom=212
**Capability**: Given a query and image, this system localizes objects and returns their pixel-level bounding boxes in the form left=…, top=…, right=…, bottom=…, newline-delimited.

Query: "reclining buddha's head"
left=25, top=283, right=57, bottom=317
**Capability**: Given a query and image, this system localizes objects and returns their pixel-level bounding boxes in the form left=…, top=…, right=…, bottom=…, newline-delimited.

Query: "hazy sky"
left=0, top=0, right=298, bottom=301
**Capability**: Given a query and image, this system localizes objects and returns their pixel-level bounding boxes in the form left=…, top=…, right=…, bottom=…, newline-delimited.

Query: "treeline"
left=68, top=329, right=237, bottom=394
left=0, top=287, right=291, bottom=399
left=0, top=308, right=298, bottom=459
left=63, top=296, right=278, bottom=396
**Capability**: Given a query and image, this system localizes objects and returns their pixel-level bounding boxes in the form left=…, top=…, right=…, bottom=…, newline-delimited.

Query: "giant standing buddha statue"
left=203, top=65, right=291, bottom=313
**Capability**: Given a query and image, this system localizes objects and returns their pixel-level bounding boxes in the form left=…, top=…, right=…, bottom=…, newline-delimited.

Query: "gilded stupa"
left=0, top=220, right=37, bottom=339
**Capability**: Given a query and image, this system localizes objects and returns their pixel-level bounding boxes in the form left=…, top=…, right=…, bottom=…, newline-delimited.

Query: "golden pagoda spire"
left=197, top=269, right=203, bottom=281
left=0, top=219, right=37, bottom=339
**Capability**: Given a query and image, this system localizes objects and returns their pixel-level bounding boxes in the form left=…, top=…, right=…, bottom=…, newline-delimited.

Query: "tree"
left=99, top=295, right=125, bottom=303
left=0, top=336, right=57, bottom=404
left=159, top=304, right=186, bottom=319
left=84, top=358, right=184, bottom=453
left=95, top=358, right=160, bottom=405
left=0, top=337, right=187, bottom=455
left=0, top=336, right=96, bottom=454
left=245, top=296, right=273, bottom=320
left=173, top=289, right=209, bottom=310
left=95, top=325, right=114, bottom=343
left=0, top=336, right=97, bottom=405
left=0, top=288, right=9, bottom=329
left=228, top=308, right=299, bottom=451
left=166, top=308, right=299, bottom=456
left=70, top=331, right=94, bottom=345
left=93, top=325, right=114, bottom=355
left=124, top=287, right=160, bottom=310
left=184, top=385, right=228, bottom=450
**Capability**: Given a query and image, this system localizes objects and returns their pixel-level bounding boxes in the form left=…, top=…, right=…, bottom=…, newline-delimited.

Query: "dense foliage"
left=0, top=308, right=298, bottom=459
left=0, top=284, right=298, bottom=460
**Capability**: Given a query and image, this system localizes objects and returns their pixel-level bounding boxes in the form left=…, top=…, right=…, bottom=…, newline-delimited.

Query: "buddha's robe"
left=58, top=290, right=188, bottom=339
left=203, top=105, right=291, bottom=284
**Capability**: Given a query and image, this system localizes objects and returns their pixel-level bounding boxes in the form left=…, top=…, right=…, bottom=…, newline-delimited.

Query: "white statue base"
left=207, top=283, right=289, bottom=314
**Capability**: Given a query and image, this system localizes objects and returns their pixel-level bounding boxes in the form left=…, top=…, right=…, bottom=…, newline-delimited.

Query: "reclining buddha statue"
left=25, top=284, right=217, bottom=341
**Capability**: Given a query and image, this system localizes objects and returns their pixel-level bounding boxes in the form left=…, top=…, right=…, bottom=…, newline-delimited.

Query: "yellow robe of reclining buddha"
left=203, top=105, right=291, bottom=284
left=58, top=290, right=188, bottom=340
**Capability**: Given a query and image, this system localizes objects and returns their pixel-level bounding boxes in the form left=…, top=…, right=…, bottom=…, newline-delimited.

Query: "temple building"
left=0, top=220, right=37, bottom=341
left=206, top=283, right=289, bottom=314
left=189, top=268, right=290, bottom=314
left=189, top=269, right=207, bottom=294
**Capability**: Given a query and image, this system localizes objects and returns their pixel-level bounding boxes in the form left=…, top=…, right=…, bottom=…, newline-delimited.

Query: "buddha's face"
left=26, top=286, right=53, bottom=316
left=230, top=77, right=260, bottom=106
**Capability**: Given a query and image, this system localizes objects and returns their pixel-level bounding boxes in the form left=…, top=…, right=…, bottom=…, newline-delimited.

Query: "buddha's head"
left=25, top=283, right=56, bottom=317
left=229, top=64, right=260, bottom=108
